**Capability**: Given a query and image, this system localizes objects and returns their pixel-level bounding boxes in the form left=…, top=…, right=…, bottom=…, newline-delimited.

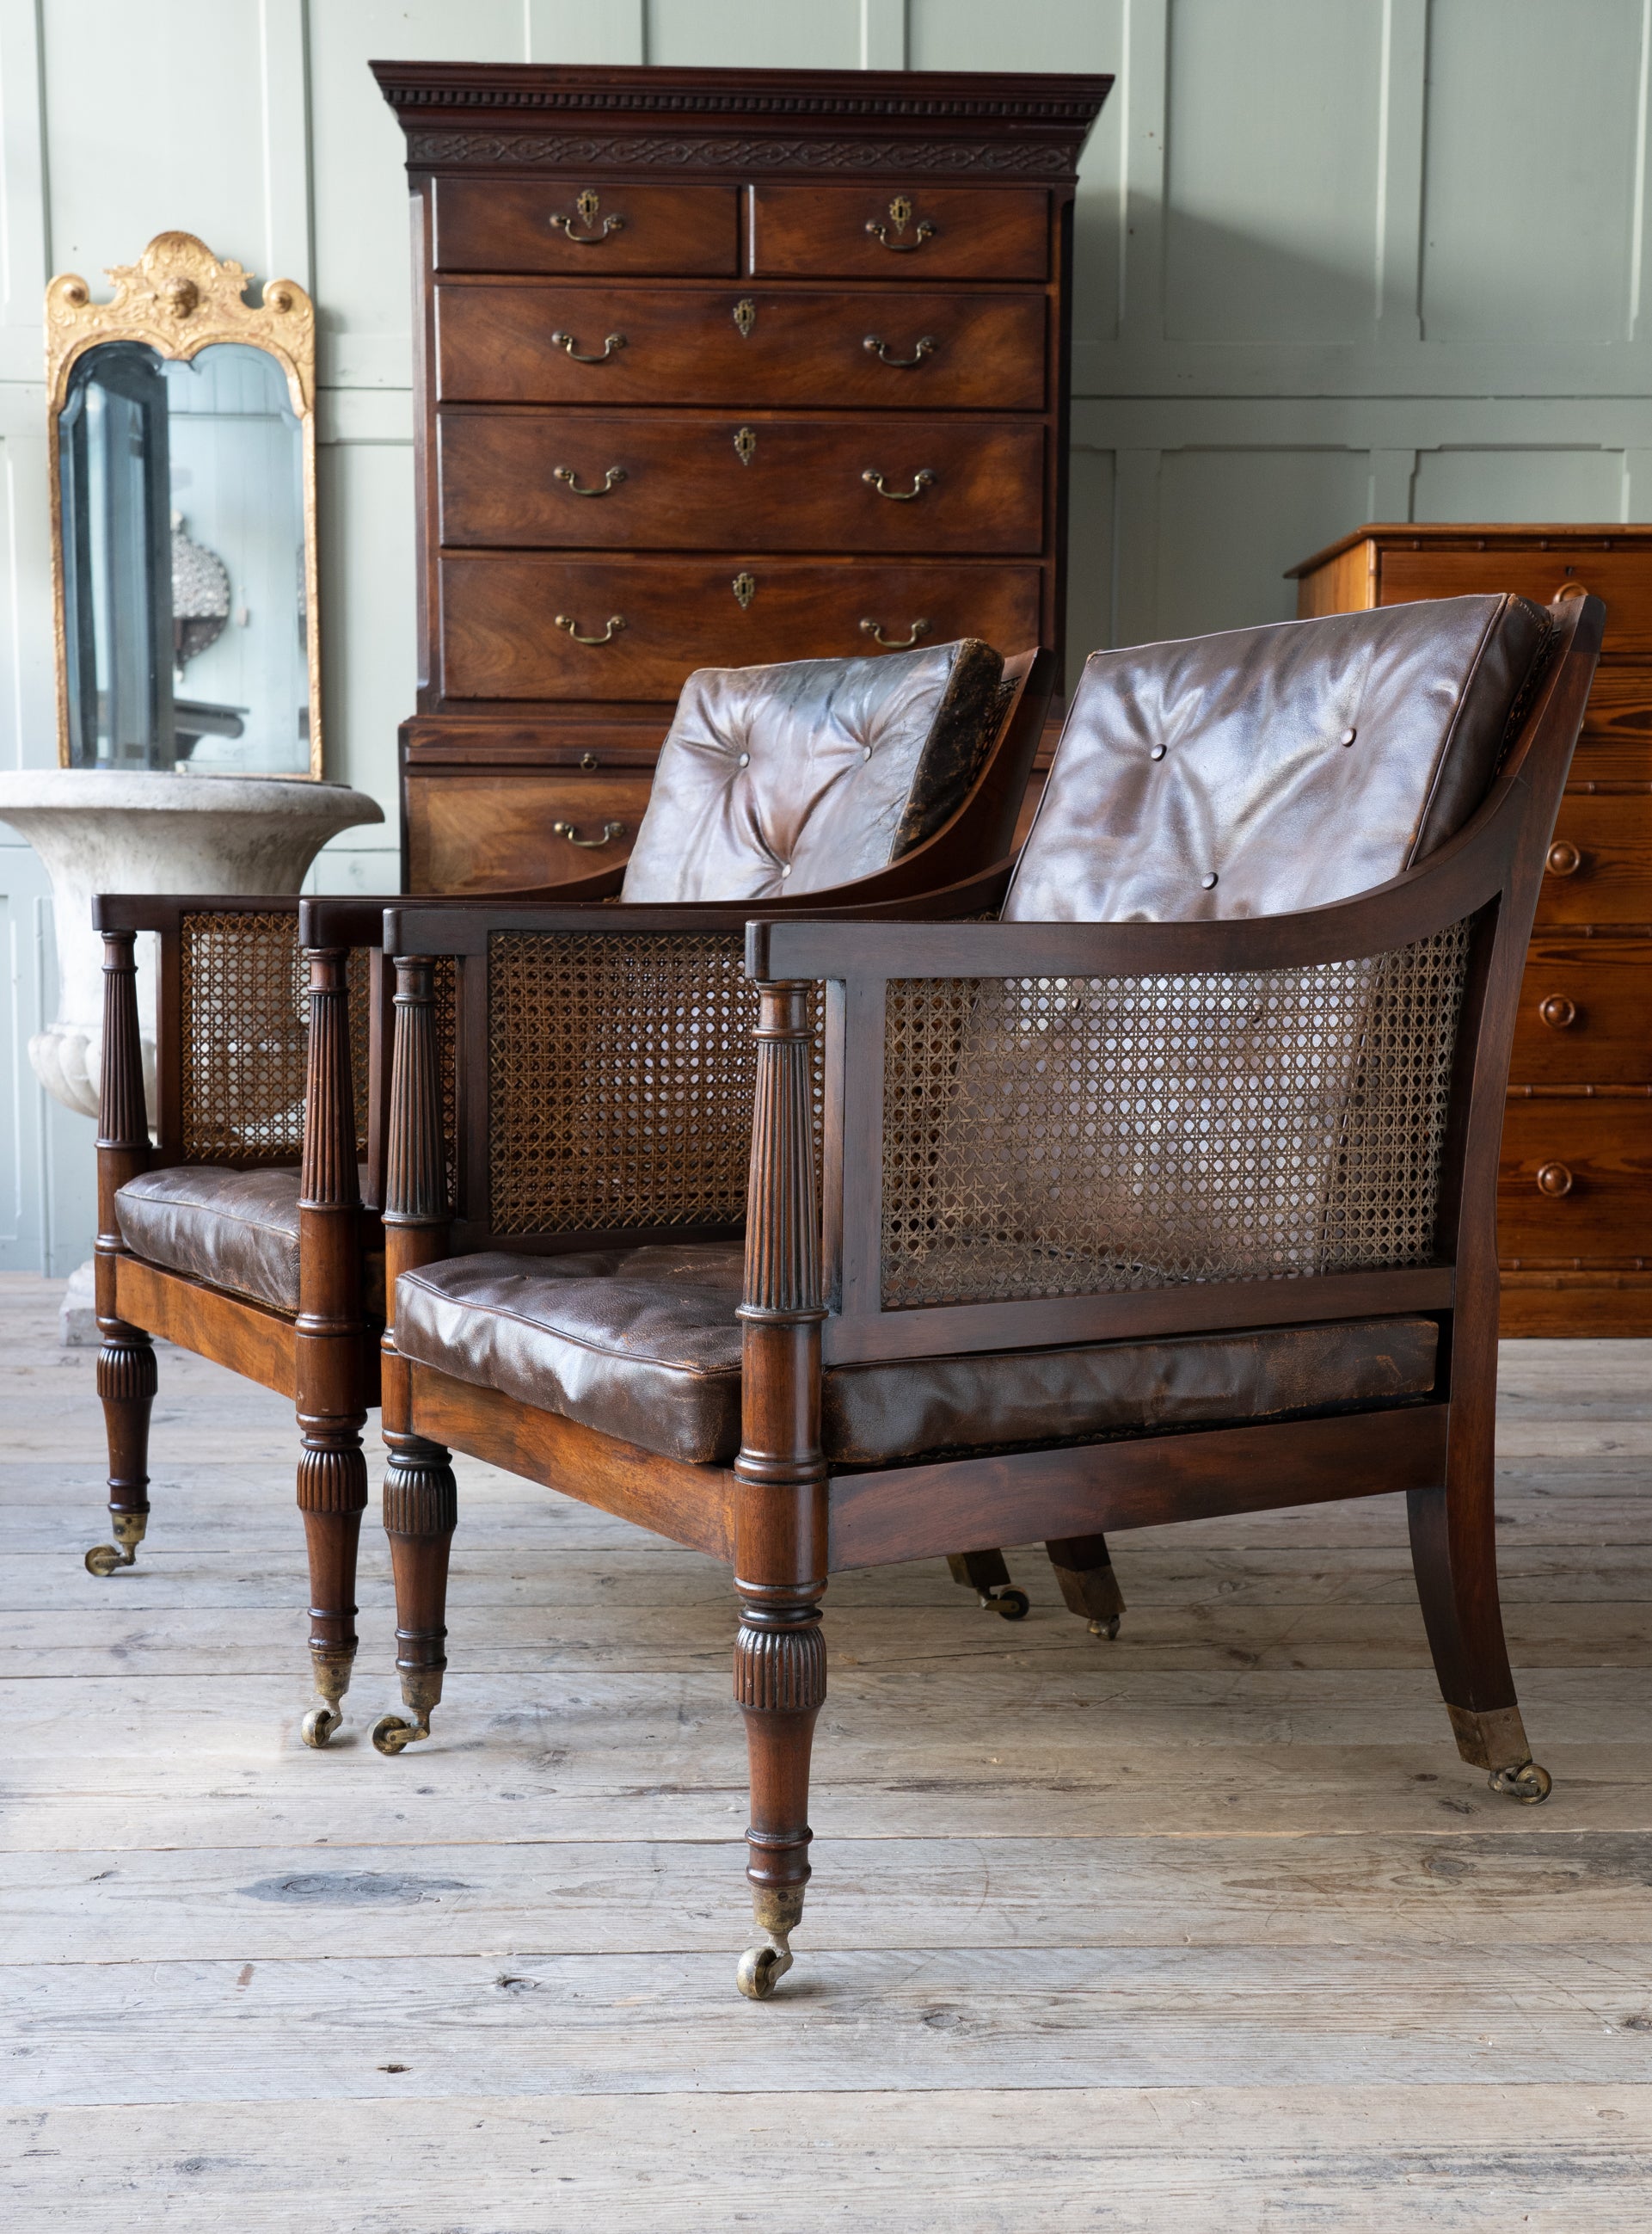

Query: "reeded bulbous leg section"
left=1046, top=1533, right=1126, bottom=1640
left=946, top=1549, right=1029, bottom=1621
left=379, top=1433, right=458, bottom=1757
left=89, top=1331, right=157, bottom=1577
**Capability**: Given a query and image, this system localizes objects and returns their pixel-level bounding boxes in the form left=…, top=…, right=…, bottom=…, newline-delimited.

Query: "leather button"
left=737, top=753, right=750, bottom=767
left=780, top=864, right=792, bottom=877
left=1149, top=744, right=1166, bottom=761
left=1201, top=872, right=1218, bottom=889
left=863, top=746, right=873, bottom=760
left=1340, top=728, right=1356, bottom=746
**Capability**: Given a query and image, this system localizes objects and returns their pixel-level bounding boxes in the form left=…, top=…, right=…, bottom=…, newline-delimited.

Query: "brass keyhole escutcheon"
left=733, top=298, right=757, bottom=337
left=732, top=571, right=757, bottom=610
left=580, top=752, right=599, bottom=770
left=734, top=426, right=757, bottom=467
left=1546, top=840, right=1582, bottom=876
left=1538, top=994, right=1577, bottom=1030
left=1536, top=1161, right=1575, bottom=1198
left=865, top=194, right=937, bottom=253
left=550, top=188, right=623, bottom=243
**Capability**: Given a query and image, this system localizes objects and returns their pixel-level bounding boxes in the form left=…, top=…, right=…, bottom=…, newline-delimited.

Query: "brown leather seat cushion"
left=619, top=637, right=1004, bottom=902
left=394, top=1244, right=1439, bottom=1468
left=115, top=1165, right=363, bottom=1314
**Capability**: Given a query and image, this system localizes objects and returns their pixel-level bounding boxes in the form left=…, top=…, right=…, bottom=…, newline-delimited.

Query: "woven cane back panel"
left=487, top=932, right=820, bottom=1236
left=180, top=913, right=372, bottom=1164
left=880, top=920, right=1473, bottom=1308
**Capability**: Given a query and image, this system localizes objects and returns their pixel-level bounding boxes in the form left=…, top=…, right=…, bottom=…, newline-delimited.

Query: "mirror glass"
left=58, top=340, right=309, bottom=775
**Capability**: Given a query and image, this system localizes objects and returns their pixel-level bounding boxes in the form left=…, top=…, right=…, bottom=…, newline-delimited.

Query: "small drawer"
left=405, top=771, right=654, bottom=894
left=432, top=179, right=740, bottom=276
left=1499, top=1098, right=1652, bottom=1263
left=1510, top=937, right=1652, bottom=1085
left=437, top=410, right=1044, bottom=555
left=1532, top=796, right=1652, bottom=925
left=435, top=283, right=1047, bottom=410
left=751, top=186, right=1049, bottom=280
left=439, top=553, right=1044, bottom=703
left=1575, top=668, right=1652, bottom=783
left=1378, top=547, right=1652, bottom=655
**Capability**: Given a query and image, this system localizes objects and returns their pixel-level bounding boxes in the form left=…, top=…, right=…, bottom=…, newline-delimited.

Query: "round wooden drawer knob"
left=1546, top=840, right=1582, bottom=877
left=1538, top=994, right=1577, bottom=1030
left=1553, top=581, right=1591, bottom=603
left=1536, top=1161, right=1575, bottom=1197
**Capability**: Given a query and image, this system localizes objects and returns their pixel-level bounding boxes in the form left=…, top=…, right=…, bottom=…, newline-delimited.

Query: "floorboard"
left=3, top=1274, right=1649, bottom=2228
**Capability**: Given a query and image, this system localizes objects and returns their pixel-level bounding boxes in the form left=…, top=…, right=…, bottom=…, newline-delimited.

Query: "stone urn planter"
left=0, top=769, right=383, bottom=1336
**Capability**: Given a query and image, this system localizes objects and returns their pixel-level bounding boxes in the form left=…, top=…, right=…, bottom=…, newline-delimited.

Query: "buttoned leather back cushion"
left=1004, top=594, right=1551, bottom=924
left=620, top=637, right=1004, bottom=903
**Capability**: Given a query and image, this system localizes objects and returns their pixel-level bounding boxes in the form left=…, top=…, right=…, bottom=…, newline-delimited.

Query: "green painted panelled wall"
left=0, top=0, right=1645, bottom=1266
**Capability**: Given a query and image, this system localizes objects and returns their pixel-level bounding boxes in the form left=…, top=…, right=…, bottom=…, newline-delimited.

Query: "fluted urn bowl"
left=0, top=771, right=383, bottom=1120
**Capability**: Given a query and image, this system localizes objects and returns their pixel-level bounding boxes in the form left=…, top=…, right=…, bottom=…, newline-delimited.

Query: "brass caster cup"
left=301, top=1705, right=344, bottom=1749
left=1089, top=1615, right=1122, bottom=1640
left=736, top=1935, right=795, bottom=2000
left=372, top=1713, right=429, bottom=1757
left=1489, top=1760, right=1552, bottom=1805
left=982, top=1586, right=1029, bottom=1622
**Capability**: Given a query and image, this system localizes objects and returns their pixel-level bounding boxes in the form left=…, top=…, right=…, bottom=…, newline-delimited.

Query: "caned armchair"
left=374, top=590, right=1597, bottom=1999
left=87, top=638, right=1051, bottom=1748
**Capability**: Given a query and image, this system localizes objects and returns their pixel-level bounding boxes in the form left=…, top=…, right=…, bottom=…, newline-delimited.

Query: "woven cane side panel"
left=347, top=945, right=372, bottom=1150
left=181, top=914, right=372, bottom=1164
left=880, top=920, right=1473, bottom=1308
left=487, top=932, right=759, bottom=1234
left=434, top=952, right=458, bottom=1201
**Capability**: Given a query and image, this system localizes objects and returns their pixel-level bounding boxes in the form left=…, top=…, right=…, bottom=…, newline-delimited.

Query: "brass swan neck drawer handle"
left=860, top=617, right=930, bottom=650
left=1536, top=1160, right=1575, bottom=1198
left=863, top=334, right=937, bottom=368
left=1538, top=994, right=1577, bottom=1030
left=550, top=329, right=626, bottom=364
left=550, top=189, right=623, bottom=243
left=553, top=820, right=627, bottom=849
left=554, top=465, right=627, bottom=497
left=555, top=612, right=627, bottom=646
left=1546, top=840, right=1582, bottom=877
left=865, top=194, right=937, bottom=254
left=863, top=468, right=935, bottom=502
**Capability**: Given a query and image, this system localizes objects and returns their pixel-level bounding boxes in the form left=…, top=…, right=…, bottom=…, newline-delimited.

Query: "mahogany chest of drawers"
left=1292, top=524, right=1652, bottom=1334
left=373, top=62, right=1110, bottom=895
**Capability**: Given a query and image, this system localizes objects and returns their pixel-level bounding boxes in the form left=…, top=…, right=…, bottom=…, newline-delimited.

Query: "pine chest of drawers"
left=1292, top=524, right=1652, bottom=1335
left=373, top=63, right=1110, bottom=895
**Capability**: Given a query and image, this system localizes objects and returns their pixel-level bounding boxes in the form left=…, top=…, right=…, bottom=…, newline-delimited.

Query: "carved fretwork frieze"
left=405, top=131, right=1077, bottom=175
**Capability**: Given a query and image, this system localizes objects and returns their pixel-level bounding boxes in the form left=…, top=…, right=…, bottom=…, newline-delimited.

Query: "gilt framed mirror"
left=46, top=231, right=321, bottom=777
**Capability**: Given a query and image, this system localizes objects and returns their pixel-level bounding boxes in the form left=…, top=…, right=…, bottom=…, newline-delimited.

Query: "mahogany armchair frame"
left=86, top=649, right=1053, bottom=1750
left=375, top=595, right=1601, bottom=1996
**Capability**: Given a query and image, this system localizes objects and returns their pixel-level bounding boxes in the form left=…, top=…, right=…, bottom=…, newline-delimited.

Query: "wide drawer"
left=750, top=185, right=1048, bottom=280
left=405, top=771, right=653, bottom=894
left=1510, top=936, right=1652, bottom=1085
left=437, top=410, right=1044, bottom=554
left=439, top=555, right=1043, bottom=701
left=1379, top=548, right=1652, bottom=654
left=435, top=283, right=1047, bottom=409
left=1575, top=668, right=1652, bottom=783
left=1498, top=1098, right=1652, bottom=1262
left=1532, top=795, right=1652, bottom=925
left=432, top=179, right=740, bottom=275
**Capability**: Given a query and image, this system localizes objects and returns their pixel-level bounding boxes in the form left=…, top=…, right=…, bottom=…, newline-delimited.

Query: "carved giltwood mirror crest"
left=46, top=231, right=321, bottom=777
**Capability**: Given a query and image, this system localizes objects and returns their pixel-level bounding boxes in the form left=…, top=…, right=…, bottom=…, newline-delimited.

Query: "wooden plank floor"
left=3, top=1271, right=1651, bottom=2231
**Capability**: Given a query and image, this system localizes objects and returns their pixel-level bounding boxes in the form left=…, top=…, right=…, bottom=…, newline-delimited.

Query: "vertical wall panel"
left=645, top=0, right=860, bottom=68
left=1164, top=0, right=1383, bottom=344
left=1411, top=447, right=1628, bottom=525
left=1155, top=448, right=1371, bottom=640
left=1421, top=0, right=1643, bottom=342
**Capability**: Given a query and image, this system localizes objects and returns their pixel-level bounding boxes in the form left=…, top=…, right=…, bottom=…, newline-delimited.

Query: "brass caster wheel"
left=83, top=1544, right=129, bottom=1579
left=736, top=1939, right=794, bottom=2000
left=986, top=1586, right=1030, bottom=1622
left=301, top=1704, right=343, bottom=1749
left=372, top=1714, right=427, bottom=1757
left=1089, top=1615, right=1122, bottom=1640
left=1489, top=1760, right=1552, bottom=1805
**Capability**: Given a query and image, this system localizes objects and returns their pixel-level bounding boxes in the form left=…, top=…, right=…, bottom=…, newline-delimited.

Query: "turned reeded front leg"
left=1046, top=1532, right=1127, bottom=1640
left=372, top=953, right=457, bottom=1758
left=734, top=977, right=830, bottom=2000
left=86, top=925, right=155, bottom=1579
left=295, top=946, right=371, bottom=1746
left=373, top=1428, right=458, bottom=1756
